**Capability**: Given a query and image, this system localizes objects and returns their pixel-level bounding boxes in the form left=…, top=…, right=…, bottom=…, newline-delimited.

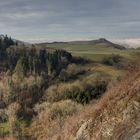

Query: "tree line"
left=7, top=47, right=72, bottom=78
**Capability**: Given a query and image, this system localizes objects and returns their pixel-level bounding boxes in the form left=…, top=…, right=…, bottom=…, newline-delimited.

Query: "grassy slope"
left=45, top=43, right=134, bottom=61
left=57, top=67, right=140, bottom=140
left=39, top=43, right=135, bottom=80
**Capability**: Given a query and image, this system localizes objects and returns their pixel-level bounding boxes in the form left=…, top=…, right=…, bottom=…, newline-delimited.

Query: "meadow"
left=45, top=43, right=135, bottom=61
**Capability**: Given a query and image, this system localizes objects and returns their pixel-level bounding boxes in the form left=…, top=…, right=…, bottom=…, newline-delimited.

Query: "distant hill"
left=38, top=38, right=126, bottom=50
left=0, top=35, right=125, bottom=50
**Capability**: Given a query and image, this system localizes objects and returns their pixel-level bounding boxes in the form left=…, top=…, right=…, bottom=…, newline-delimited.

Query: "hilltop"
left=38, top=38, right=126, bottom=50
left=36, top=38, right=134, bottom=63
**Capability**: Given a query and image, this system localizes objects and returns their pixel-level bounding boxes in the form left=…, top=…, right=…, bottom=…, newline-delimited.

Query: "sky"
left=1, top=0, right=140, bottom=43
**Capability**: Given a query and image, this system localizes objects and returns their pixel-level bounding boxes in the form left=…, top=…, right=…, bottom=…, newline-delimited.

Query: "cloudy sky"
left=1, top=0, right=140, bottom=43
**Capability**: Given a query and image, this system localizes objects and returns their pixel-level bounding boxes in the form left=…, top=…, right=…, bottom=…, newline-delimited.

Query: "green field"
left=39, top=43, right=138, bottom=80
left=43, top=43, right=135, bottom=61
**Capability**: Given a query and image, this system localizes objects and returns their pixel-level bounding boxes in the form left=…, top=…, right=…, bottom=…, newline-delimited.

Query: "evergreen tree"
left=33, top=56, right=40, bottom=74
left=14, top=57, right=27, bottom=79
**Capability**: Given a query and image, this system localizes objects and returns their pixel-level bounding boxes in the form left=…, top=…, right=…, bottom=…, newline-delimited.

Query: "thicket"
left=7, top=47, right=72, bottom=78
left=59, top=64, right=85, bottom=81
left=30, top=100, right=82, bottom=140
left=44, top=76, right=108, bottom=104
left=0, top=45, right=73, bottom=122
left=0, top=35, right=15, bottom=61
left=102, top=54, right=133, bottom=69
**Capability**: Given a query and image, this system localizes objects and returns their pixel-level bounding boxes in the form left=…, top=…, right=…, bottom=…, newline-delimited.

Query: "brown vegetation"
left=30, top=100, right=82, bottom=140
left=0, top=38, right=139, bottom=140
left=56, top=68, right=140, bottom=140
left=43, top=75, right=108, bottom=104
left=29, top=64, right=140, bottom=140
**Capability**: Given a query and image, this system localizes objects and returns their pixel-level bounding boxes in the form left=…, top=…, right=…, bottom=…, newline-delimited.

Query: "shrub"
left=0, top=74, right=47, bottom=121
left=6, top=103, right=20, bottom=136
left=14, top=57, right=28, bottom=80
left=43, top=76, right=108, bottom=104
left=49, top=100, right=82, bottom=120
left=31, top=100, right=82, bottom=140
left=59, top=64, right=85, bottom=81
left=102, top=54, right=135, bottom=70
left=0, top=109, right=7, bottom=122
left=102, top=54, right=123, bottom=66
left=55, top=67, right=140, bottom=140
left=72, top=56, right=90, bottom=64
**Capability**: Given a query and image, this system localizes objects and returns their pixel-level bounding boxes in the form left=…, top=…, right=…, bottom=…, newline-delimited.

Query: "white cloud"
left=112, top=38, right=140, bottom=48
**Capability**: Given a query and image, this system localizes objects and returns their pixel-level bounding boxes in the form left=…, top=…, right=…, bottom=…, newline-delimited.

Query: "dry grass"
left=30, top=100, right=82, bottom=140
left=43, top=74, right=109, bottom=104
left=54, top=66, right=140, bottom=140
left=28, top=57, right=140, bottom=140
left=0, top=137, right=16, bottom=140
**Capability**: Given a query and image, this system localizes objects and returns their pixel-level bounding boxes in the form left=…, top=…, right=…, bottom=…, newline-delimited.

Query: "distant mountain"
left=69, top=38, right=126, bottom=50
left=38, top=38, right=126, bottom=50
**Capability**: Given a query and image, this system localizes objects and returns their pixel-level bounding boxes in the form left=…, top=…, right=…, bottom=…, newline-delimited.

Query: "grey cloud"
left=0, top=0, right=140, bottom=42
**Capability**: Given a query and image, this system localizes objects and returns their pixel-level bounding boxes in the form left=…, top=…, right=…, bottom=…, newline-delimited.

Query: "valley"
left=0, top=35, right=139, bottom=140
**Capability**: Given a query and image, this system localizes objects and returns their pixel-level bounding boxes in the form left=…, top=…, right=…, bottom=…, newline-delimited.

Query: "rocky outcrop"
left=75, top=119, right=92, bottom=140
